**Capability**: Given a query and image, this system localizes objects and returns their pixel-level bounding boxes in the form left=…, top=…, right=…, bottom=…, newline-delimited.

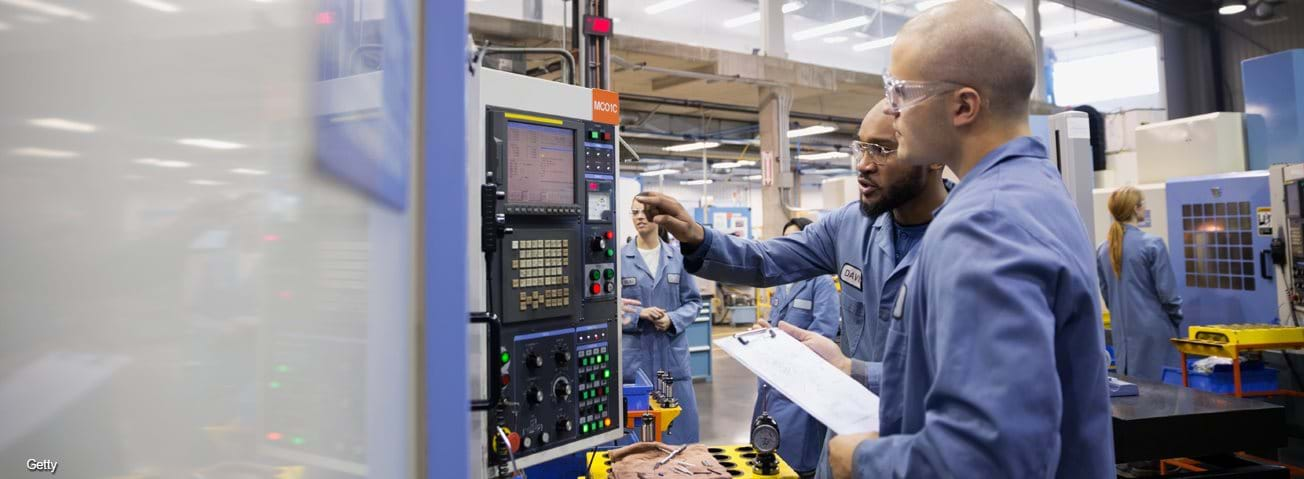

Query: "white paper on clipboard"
left=715, top=328, right=879, bottom=435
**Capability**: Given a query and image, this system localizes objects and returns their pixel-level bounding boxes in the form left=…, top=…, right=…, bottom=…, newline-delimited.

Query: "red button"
left=501, top=374, right=511, bottom=386
left=602, top=132, right=612, bottom=141
left=590, top=283, right=602, bottom=295
left=508, top=432, right=521, bottom=453
left=604, top=231, right=614, bottom=240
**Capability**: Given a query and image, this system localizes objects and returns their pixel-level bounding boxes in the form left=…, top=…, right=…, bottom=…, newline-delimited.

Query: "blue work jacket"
left=619, top=239, right=702, bottom=444
left=1097, top=225, right=1183, bottom=381
left=856, top=137, right=1115, bottom=478
left=751, top=275, right=840, bottom=473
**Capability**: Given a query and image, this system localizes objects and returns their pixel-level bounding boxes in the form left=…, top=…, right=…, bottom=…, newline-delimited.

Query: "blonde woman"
left=1095, top=186, right=1184, bottom=381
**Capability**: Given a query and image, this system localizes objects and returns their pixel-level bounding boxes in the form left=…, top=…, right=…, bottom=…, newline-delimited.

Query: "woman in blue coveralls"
left=750, top=217, right=840, bottom=478
left=621, top=197, right=702, bottom=444
left=1097, top=186, right=1184, bottom=381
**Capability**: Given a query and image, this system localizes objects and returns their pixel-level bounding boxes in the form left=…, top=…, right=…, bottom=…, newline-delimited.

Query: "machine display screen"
left=506, top=121, right=575, bottom=205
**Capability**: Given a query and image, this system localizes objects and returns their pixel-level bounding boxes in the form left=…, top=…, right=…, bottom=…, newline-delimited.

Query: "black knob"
left=554, top=378, right=572, bottom=400
left=557, top=417, right=573, bottom=433
left=555, top=349, right=572, bottom=366
left=527, top=386, right=544, bottom=405
left=590, top=236, right=606, bottom=251
left=527, top=352, right=544, bottom=370
left=605, top=282, right=615, bottom=294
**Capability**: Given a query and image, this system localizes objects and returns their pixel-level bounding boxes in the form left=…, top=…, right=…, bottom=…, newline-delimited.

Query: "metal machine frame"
left=1270, top=163, right=1304, bottom=326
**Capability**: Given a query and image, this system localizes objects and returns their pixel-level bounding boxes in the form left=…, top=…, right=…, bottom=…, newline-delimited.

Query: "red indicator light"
left=266, top=432, right=283, bottom=441
left=604, top=231, right=614, bottom=240
left=584, top=15, right=613, bottom=36
left=589, top=182, right=599, bottom=191
left=277, top=291, right=292, bottom=299
left=590, top=283, right=602, bottom=295
left=603, top=132, right=612, bottom=141
left=501, top=374, right=511, bottom=386
left=263, top=234, right=280, bottom=242
left=315, top=11, right=335, bottom=25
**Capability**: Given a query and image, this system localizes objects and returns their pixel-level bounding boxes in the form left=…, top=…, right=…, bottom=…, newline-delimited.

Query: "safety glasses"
left=882, top=73, right=965, bottom=114
left=850, top=140, right=897, bottom=168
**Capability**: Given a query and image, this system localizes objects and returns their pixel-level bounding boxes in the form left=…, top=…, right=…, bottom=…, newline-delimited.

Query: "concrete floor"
left=693, top=325, right=760, bottom=446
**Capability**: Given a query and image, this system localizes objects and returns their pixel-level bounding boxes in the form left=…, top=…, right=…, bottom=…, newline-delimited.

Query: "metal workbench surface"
left=1111, top=375, right=1286, bottom=463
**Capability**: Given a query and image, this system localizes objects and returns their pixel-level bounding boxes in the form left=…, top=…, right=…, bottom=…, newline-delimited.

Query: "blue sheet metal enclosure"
left=1242, top=49, right=1304, bottom=171
left=1166, top=171, right=1279, bottom=334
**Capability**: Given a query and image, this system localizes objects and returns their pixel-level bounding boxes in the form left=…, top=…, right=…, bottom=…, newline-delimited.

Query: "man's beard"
left=860, top=166, right=928, bottom=218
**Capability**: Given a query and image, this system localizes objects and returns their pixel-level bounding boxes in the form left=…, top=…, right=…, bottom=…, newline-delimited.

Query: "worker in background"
left=1097, top=186, right=1183, bottom=381
left=620, top=197, right=702, bottom=444
left=806, top=1, right=1114, bottom=477
left=750, top=217, right=840, bottom=478
left=636, top=97, right=950, bottom=478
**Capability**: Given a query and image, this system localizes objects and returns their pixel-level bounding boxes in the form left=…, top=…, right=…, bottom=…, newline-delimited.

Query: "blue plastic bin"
left=623, top=368, right=653, bottom=411
left=1161, top=360, right=1279, bottom=394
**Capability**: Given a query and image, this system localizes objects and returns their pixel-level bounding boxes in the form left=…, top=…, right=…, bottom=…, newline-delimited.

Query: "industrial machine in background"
left=467, top=63, right=625, bottom=477
left=1048, top=111, right=1097, bottom=245
left=1166, top=171, right=1279, bottom=332
left=1269, top=163, right=1304, bottom=326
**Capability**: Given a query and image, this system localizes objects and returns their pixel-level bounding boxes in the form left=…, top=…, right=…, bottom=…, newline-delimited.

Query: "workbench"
left=1111, top=375, right=1289, bottom=476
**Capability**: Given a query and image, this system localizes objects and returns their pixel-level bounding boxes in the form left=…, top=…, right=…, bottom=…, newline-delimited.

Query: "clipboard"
left=715, top=328, right=880, bottom=435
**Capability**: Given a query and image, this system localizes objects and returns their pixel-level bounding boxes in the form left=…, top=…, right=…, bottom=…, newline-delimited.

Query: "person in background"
left=1097, top=185, right=1183, bottom=381
left=750, top=217, right=840, bottom=478
left=620, top=197, right=702, bottom=444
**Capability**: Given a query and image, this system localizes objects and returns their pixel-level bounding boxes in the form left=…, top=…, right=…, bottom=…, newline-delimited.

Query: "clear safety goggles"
left=849, top=140, right=897, bottom=169
left=882, top=73, right=965, bottom=114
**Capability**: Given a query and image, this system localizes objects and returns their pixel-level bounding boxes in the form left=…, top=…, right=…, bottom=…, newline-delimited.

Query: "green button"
left=589, top=270, right=601, bottom=281
left=605, top=248, right=615, bottom=257
left=597, top=404, right=605, bottom=412
left=581, top=357, right=588, bottom=366
left=602, top=354, right=608, bottom=362
left=589, top=373, right=596, bottom=381
left=590, top=131, right=599, bottom=140
left=603, top=369, right=610, bottom=379
left=605, top=386, right=610, bottom=394
left=501, top=352, right=510, bottom=364
left=604, top=269, right=615, bottom=279
left=582, top=424, right=590, bottom=433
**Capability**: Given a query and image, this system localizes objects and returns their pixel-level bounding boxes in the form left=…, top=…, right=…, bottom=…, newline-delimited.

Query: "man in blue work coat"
left=798, top=2, right=1115, bottom=478
left=636, top=98, right=950, bottom=478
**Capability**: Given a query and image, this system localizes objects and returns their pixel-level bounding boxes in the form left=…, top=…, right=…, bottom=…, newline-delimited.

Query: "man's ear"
left=952, top=88, right=981, bottom=127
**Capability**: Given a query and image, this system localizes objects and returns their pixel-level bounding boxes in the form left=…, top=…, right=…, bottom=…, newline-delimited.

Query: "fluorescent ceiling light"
left=788, top=125, right=837, bottom=138
left=1219, top=0, right=1246, bottom=14
left=178, top=138, right=246, bottom=150
left=743, top=174, right=763, bottom=180
left=680, top=179, right=714, bottom=185
left=127, top=0, right=180, bottom=12
left=796, top=151, right=850, bottom=160
left=805, top=168, right=853, bottom=175
left=736, top=160, right=757, bottom=166
left=28, top=117, right=96, bottom=132
left=852, top=36, right=896, bottom=51
left=189, top=179, right=225, bottom=186
left=0, top=0, right=92, bottom=20
left=662, top=141, right=720, bottom=152
left=792, top=15, right=870, bottom=41
left=1041, top=18, right=1115, bottom=37
left=711, top=161, right=745, bottom=169
left=231, top=168, right=269, bottom=175
left=12, top=147, right=77, bottom=158
left=915, top=0, right=954, bottom=11
left=823, top=36, right=850, bottom=44
left=134, top=158, right=191, bottom=168
left=722, top=1, right=804, bottom=28
left=640, top=168, right=680, bottom=177
left=645, top=0, right=697, bottom=15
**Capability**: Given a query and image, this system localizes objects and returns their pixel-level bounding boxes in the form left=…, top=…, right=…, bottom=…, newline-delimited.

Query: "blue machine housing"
left=1242, top=49, right=1304, bottom=171
left=1166, top=171, right=1280, bottom=333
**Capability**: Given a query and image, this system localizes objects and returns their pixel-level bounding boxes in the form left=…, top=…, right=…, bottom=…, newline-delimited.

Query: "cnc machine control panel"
left=484, top=107, right=620, bottom=460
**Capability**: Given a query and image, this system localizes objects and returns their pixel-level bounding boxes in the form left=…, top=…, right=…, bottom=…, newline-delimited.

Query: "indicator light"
left=276, top=365, right=289, bottom=373
left=269, top=381, right=281, bottom=389
left=501, top=352, right=511, bottom=364
left=266, top=432, right=283, bottom=441
left=291, top=437, right=305, bottom=445
left=604, top=231, right=614, bottom=240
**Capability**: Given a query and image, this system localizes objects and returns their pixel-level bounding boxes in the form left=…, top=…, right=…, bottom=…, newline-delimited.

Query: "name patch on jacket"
left=622, top=277, right=636, bottom=286
left=839, top=263, right=863, bottom=291
left=667, top=273, right=681, bottom=284
left=793, top=299, right=813, bottom=310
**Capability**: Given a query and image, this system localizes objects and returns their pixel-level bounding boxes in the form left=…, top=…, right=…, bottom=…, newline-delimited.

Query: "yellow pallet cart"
left=1169, top=323, right=1304, bottom=398
left=586, top=444, right=799, bottom=479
